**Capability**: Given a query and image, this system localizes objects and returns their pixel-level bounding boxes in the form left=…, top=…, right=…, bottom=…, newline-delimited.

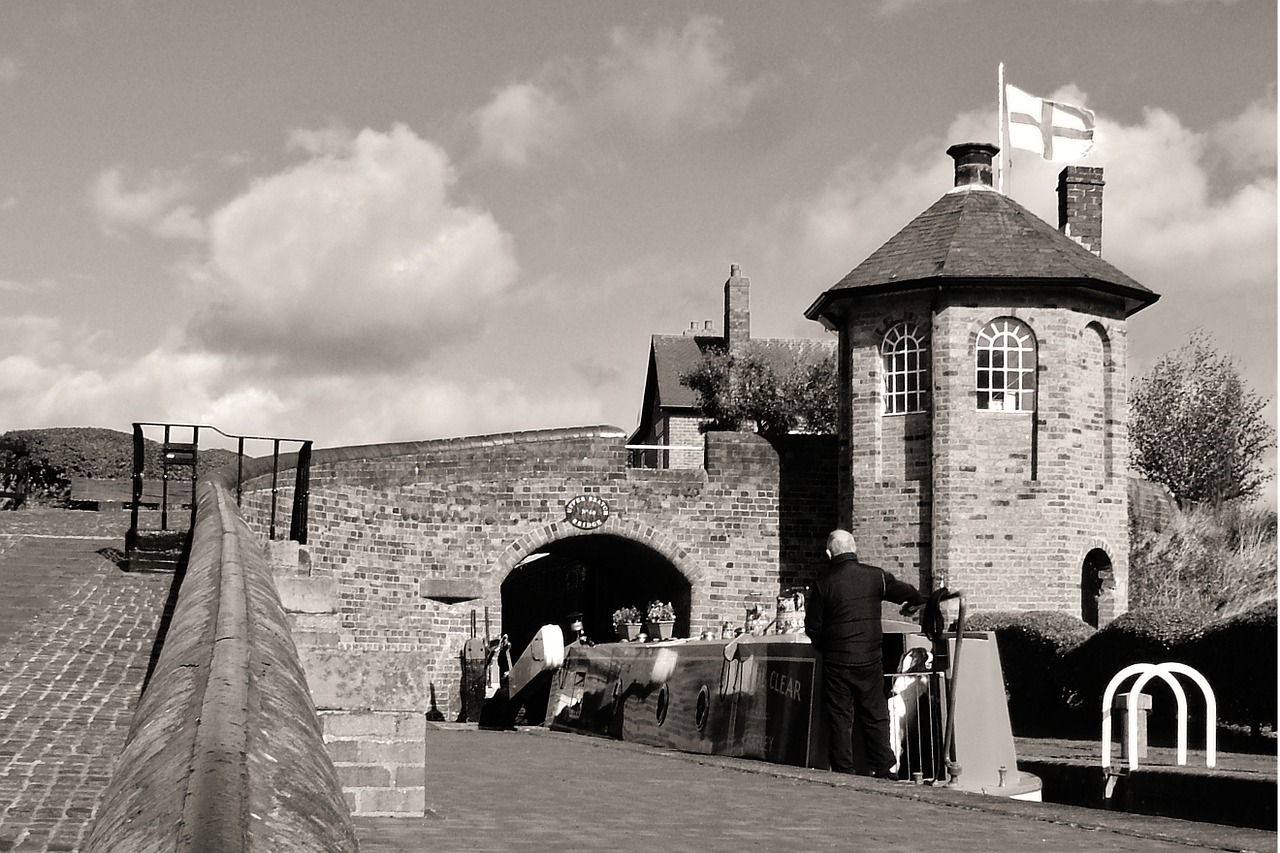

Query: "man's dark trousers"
left=823, top=658, right=894, bottom=776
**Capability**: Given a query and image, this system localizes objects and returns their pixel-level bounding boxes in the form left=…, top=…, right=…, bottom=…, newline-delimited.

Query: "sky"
left=1, top=1, right=1275, bottom=493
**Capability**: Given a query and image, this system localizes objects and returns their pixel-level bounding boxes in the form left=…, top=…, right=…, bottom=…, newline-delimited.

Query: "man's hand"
left=899, top=602, right=924, bottom=618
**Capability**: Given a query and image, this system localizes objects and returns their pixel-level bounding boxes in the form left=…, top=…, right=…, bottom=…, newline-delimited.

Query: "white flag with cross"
left=1005, top=83, right=1096, bottom=162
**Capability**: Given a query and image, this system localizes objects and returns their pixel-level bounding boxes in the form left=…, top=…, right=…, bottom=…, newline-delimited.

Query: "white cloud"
left=88, top=166, right=205, bottom=240
left=0, top=313, right=600, bottom=448
left=469, top=15, right=761, bottom=167
left=0, top=57, right=20, bottom=86
left=1210, top=97, right=1277, bottom=174
left=287, top=123, right=357, bottom=156
left=597, top=16, right=759, bottom=136
left=473, top=81, right=573, bottom=168
left=188, top=124, right=519, bottom=374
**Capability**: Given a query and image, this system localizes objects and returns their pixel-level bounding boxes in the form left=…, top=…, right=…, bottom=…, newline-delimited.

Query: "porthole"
left=695, top=684, right=710, bottom=731
left=655, top=685, right=670, bottom=726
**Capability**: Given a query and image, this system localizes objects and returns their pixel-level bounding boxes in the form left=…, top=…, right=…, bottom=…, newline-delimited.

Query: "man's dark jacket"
left=805, top=554, right=924, bottom=665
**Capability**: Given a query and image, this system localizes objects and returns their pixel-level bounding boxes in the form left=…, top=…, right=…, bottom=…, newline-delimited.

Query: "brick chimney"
left=724, top=264, right=750, bottom=354
left=946, top=142, right=1000, bottom=188
left=1058, top=165, right=1104, bottom=255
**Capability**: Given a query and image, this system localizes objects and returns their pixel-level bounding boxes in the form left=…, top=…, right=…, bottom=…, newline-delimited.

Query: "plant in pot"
left=613, top=606, right=643, bottom=641
left=646, top=600, right=676, bottom=641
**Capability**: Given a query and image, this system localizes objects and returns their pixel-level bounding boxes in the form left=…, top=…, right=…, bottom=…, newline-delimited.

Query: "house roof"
left=805, top=186, right=1159, bottom=323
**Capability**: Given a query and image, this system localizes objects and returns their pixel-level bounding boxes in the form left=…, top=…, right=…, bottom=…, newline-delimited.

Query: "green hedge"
left=1186, top=600, right=1277, bottom=736
left=971, top=606, right=1276, bottom=739
left=966, top=610, right=1095, bottom=735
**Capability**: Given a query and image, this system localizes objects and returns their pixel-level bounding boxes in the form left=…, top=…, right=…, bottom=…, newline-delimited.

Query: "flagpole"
left=997, top=62, right=1006, bottom=193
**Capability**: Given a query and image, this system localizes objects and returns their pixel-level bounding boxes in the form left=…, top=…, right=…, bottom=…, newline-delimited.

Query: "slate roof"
left=805, top=186, right=1158, bottom=322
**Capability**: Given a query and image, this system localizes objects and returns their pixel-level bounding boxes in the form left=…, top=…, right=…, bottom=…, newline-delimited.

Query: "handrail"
left=129, top=422, right=313, bottom=552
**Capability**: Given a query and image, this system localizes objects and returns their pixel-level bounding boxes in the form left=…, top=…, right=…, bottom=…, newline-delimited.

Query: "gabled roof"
left=806, top=187, right=1158, bottom=323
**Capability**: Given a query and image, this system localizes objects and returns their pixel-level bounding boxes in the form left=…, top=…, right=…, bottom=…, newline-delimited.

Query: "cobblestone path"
left=0, top=521, right=170, bottom=853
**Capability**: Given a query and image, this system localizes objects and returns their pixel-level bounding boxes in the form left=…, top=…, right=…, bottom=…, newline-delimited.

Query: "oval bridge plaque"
left=565, top=495, right=609, bottom=529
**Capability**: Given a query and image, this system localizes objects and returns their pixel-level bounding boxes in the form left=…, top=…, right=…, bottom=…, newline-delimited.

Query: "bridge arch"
left=493, top=517, right=701, bottom=657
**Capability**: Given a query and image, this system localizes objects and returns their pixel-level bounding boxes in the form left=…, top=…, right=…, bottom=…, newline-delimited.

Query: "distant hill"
left=0, top=427, right=242, bottom=506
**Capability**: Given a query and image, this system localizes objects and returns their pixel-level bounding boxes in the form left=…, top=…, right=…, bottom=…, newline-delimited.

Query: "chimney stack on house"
left=1058, top=165, right=1104, bottom=256
left=946, top=142, right=1000, bottom=188
left=724, top=263, right=750, bottom=354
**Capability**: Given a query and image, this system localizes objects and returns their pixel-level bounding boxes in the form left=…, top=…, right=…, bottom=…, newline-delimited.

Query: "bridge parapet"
left=84, top=477, right=357, bottom=852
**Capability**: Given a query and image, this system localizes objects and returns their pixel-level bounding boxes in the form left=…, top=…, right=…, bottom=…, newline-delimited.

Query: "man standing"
left=805, top=529, right=924, bottom=777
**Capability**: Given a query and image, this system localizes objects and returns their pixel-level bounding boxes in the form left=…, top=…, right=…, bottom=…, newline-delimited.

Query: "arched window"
left=976, top=318, right=1036, bottom=411
left=882, top=322, right=928, bottom=414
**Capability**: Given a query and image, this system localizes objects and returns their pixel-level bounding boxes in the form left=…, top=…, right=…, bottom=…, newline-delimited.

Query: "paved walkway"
left=356, top=725, right=1277, bottom=853
left=0, top=512, right=169, bottom=853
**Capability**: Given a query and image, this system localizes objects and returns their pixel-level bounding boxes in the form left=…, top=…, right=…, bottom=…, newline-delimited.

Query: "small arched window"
left=976, top=318, right=1037, bottom=411
left=882, top=322, right=928, bottom=414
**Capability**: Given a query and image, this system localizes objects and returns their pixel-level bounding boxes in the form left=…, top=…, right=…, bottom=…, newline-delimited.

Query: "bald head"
left=826, top=529, right=857, bottom=559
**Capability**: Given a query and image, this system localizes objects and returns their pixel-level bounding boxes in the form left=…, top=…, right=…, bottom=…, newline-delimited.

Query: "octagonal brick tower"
left=805, top=143, right=1158, bottom=626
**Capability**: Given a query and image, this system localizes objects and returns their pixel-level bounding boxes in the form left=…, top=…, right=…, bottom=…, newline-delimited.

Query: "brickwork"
left=828, top=288, right=1131, bottom=622
left=0, top=531, right=168, bottom=853
left=843, top=297, right=935, bottom=590
left=664, top=414, right=704, bottom=469
left=237, top=428, right=837, bottom=724
left=931, top=291, right=1129, bottom=622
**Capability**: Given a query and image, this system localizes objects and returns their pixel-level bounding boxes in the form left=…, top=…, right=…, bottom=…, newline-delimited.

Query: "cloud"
left=470, top=15, right=761, bottom=167
left=1210, top=97, right=1277, bottom=174
left=596, top=16, right=760, bottom=136
left=473, top=81, right=574, bottom=168
left=286, top=123, right=357, bottom=156
left=0, top=57, right=20, bottom=86
left=88, top=166, right=205, bottom=240
left=0, top=313, right=601, bottom=448
left=187, top=124, right=519, bottom=374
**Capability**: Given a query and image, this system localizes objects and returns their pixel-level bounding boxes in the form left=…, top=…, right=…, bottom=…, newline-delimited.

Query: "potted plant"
left=646, top=600, right=676, bottom=640
left=613, top=606, right=643, bottom=641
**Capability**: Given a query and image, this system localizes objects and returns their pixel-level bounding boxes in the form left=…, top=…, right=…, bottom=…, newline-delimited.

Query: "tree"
left=1129, top=332, right=1275, bottom=506
left=680, top=346, right=837, bottom=435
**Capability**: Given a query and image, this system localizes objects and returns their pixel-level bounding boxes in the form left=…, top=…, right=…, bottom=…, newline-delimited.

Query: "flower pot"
left=616, top=621, right=643, bottom=642
left=647, top=619, right=675, bottom=641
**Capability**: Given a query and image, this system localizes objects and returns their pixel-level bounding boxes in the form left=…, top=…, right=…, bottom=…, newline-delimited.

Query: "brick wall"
left=665, top=414, right=705, bottom=469
left=832, top=289, right=1131, bottom=624
left=844, top=297, right=934, bottom=591
left=238, top=427, right=837, bottom=727
left=931, top=291, right=1130, bottom=624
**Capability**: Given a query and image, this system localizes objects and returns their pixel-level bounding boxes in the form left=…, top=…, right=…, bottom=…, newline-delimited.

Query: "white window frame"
left=976, top=318, right=1037, bottom=412
left=881, top=322, right=928, bottom=415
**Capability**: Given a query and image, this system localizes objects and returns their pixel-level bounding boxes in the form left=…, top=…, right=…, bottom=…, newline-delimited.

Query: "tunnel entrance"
left=500, top=533, right=692, bottom=661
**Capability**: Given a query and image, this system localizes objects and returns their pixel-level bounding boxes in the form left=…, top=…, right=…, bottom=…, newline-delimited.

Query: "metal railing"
left=128, top=422, right=313, bottom=554
left=886, top=669, right=948, bottom=782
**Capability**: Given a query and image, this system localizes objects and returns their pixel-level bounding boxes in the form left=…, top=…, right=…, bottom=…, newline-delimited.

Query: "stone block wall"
left=319, top=711, right=425, bottom=815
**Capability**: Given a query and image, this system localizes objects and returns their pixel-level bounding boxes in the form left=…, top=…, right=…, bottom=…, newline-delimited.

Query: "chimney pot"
left=946, top=142, right=1000, bottom=188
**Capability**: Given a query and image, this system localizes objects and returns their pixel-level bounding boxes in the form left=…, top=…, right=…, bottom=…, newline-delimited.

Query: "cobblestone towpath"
left=0, top=510, right=171, bottom=853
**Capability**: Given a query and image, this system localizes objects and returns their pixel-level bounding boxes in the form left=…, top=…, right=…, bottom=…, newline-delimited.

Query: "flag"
left=1005, top=84, right=1095, bottom=162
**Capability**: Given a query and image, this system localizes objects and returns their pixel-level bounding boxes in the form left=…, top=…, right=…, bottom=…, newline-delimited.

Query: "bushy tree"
left=1130, top=333, right=1275, bottom=506
left=680, top=346, right=837, bottom=435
